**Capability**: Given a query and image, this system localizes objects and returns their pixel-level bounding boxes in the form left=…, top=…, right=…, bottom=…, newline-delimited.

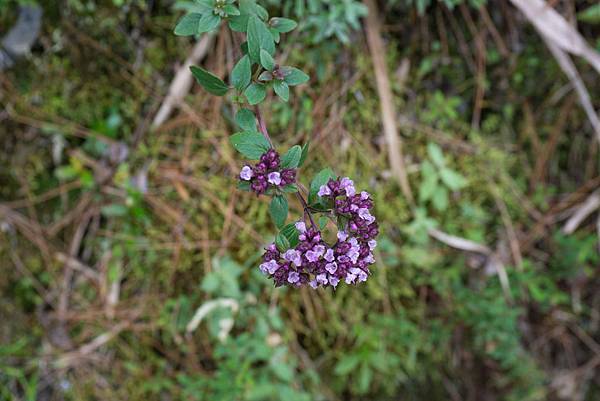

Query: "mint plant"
left=174, top=0, right=378, bottom=288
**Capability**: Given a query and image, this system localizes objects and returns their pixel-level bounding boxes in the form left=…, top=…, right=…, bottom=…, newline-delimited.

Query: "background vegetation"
left=1, top=0, right=599, bottom=400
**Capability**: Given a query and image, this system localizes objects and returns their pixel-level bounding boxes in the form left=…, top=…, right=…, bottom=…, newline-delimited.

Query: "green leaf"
left=275, top=231, right=290, bottom=252
left=174, top=13, right=202, bottom=36
left=193, top=0, right=214, bottom=13
left=309, top=167, right=336, bottom=204
left=334, top=355, right=361, bottom=375
left=255, top=4, right=269, bottom=20
left=269, top=28, right=281, bottom=43
left=439, top=168, right=467, bottom=191
left=318, top=216, right=328, bottom=229
left=419, top=175, right=438, bottom=203
left=432, top=186, right=449, bottom=211
left=281, top=184, right=298, bottom=193
left=223, top=5, right=240, bottom=16
left=247, top=15, right=275, bottom=63
left=273, top=80, right=289, bottom=102
left=419, top=161, right=438, bottom=202
left=229, top=131, right=270, bottom=159
left=198, top=13, right=221, bottom=33
left=247, top=16, right=262, bottom=62
left=427, top=143, right=445, bottom=167
left=259, top=49, right=275, bottom=71
left=279, top=223, right=300, bottom=248
left=358, top=364, right=373, bottom=394
left=231, top=55, right=251, bottom=91
left=237, top=181, right=251, bottom=191
left=228, top=0, right=264, bottom=32
left=258, top=71, right=273, bottom=82
left=269, top=195, right=288, bottom=228
left=235, top=108, right=257, bottom=132
left=578, top=4, right=600, bottom=23
left=282, top=67, right=309, bottom=86
left=228, top=15, right=249, bottom=32
left=281, top=145, right=301, bottom=169
left=270, top=17, right=297, bottom=33
left=298, top=141, right=309, bottom=167
left=190, top=66, right=229, bottom=96
left=244, top=83, right=267, bottom=105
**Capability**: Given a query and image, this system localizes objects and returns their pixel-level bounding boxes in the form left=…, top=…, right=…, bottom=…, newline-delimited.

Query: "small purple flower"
left=295, top=221, right=307, bottom=233
left=325, top=262, right=337, bottom=274
left=340, top=177, right=356, bottom=196
left=358, top=208, right=371, bottom=221
left=305, top=245, right=325, bottom=262
left=283, top=249, right=302, bottom=267
left=260, top=260, right=279, bottom=275
left=348, top=249, right=360, bottom=264
left=360, top=191, right=370, bottom=200
left=288, top=271, right=300, bottom=284
left=309, top=279, right=318, bottom=289
left=267, top=172, right=281, bottom=185
left=318, top=184, right=332, bottom=197
left=337, top=231, right=348, bottom=242
left=368, top=240, right=377, bottom=250
left=324, top=248, right=335, bottom=262
left=240, top=166, right=254, bottom=181
left=316, top=273, right=328, bottom=285
left=363, top=253, right=375, bottom=264
left=351, top=267, right=368, bottom=282
left=329, top=275, right=340, bottom=287
left=345, top=272, right=357, bottom=284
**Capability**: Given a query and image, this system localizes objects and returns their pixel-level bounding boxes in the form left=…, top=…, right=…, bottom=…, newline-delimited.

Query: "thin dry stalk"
left=509, top=0, right=600, bottom=74
left=544, top=39, right=600, bottom=145
left=363, top=0, right=415, bottom=207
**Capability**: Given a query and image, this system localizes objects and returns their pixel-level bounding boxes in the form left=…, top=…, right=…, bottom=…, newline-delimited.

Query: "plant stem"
left=254, top=105, right=317, bottom=230
left=253, top=105, right=274, bottom=148
left=295, top=192, right=317, bottom=229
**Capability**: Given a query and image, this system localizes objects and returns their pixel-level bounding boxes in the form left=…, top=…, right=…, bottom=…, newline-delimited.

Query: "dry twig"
left=152, top=35, right=215, bottom=128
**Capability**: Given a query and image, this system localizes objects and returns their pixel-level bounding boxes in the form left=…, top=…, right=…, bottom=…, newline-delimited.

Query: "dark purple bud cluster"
left=239, top=149, right=296, bottom=195
left=259, top=177, right=378, bottom=289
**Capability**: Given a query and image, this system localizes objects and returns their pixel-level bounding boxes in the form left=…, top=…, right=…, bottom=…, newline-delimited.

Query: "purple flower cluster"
left=259, top=177, right=378, bottom=289
left=239, top=149, right=296, bottom=195
left=319, top=177, right=379, bottom=242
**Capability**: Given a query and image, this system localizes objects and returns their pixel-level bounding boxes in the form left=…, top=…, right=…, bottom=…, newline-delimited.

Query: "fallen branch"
left=562, top=190, right=600, bottom=234
left=152, top=34, right=215, bottom=128
left=54, top=322, right=129, bottom=368
left=428, top=228, right=512, bottom=301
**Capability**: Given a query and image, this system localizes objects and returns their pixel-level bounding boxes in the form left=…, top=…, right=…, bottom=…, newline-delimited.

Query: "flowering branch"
left=174, top=0, right=378, bottom=289
left=253, top=104, right=316, bottom=230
